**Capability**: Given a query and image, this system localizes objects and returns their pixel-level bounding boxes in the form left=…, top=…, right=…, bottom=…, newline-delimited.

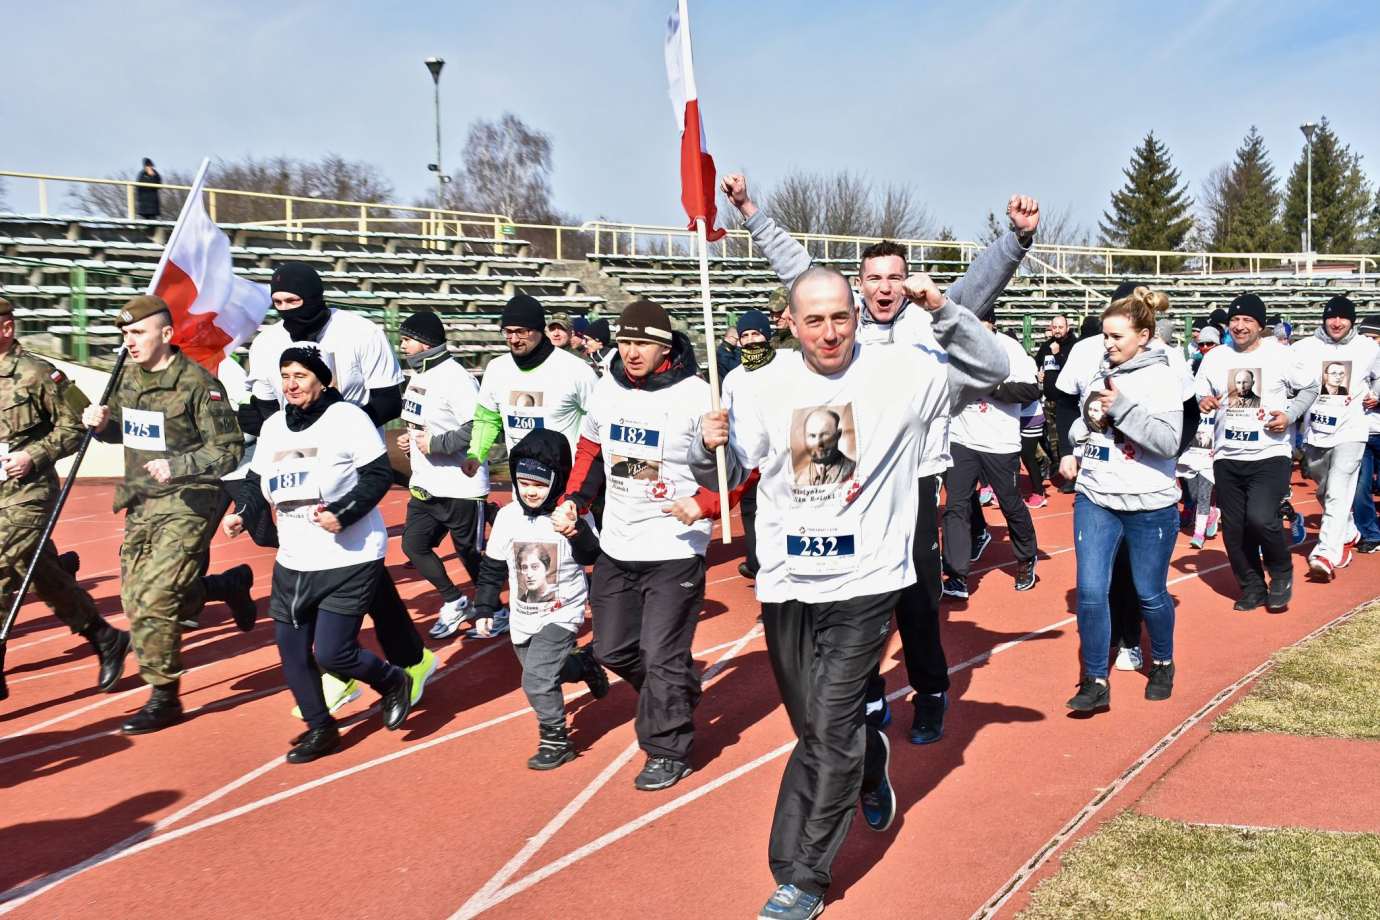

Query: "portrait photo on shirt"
left=790, top=403, right=858, bottom=488
left=508, top=390, right=544, bottom=409
left=1226, top=368, right=1263, bottom=408
left=1082, top=388, right=1111, bottom=432
left=513, top=541, right=559, bottom=605
left=1320, top=360, right=1351, bottom=396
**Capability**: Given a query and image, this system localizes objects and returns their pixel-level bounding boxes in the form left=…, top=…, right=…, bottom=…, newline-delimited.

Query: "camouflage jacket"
left=95, top=349, right=243, bottom=510
left=0, top=343, right=88, bottom=511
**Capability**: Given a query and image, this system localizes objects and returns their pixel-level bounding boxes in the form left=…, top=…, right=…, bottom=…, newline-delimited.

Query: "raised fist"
left=720, top=174, right=757, bottom=218
left=902, top=273, right=944, bottom=311
left=1007, top=195, right=1040, bottom=237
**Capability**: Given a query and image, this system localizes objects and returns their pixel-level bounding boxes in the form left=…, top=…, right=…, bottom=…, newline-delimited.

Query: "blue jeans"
left=1074, top=496, right=1178, bottom=679
left=1353, top=433, right=1380, bottom=543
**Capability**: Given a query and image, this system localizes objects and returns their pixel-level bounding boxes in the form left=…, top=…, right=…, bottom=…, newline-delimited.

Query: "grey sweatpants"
left=1304, top=441, right=1365, bottom=565
left=513, top=623, right=583, bottom=728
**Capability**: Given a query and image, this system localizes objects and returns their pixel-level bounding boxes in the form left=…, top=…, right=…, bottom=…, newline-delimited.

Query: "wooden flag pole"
left=694, top=217, right=733, bottom=543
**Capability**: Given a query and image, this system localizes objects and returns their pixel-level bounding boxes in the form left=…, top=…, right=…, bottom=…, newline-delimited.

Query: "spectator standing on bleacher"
left=135, top=159, right=161, bottom=221
left=241, top=262, right=438, bottom=712
left=1291, top=296, right=1379, bottom=581
left=394, top=311, right=489, bottom=640
left=1035, top=314, right=1076, bottom=479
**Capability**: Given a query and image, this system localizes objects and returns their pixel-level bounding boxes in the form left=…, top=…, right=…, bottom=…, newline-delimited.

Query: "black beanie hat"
left=1358, top=314, right=1380, bottom=337
left=1207, top=307, right=1228, bottom=327
left=1321, top=295, right=1357, bottom=323
left=735, top=309, right=772, bottom=339
left=617, top=299, right=673, bottom=344
left=279, top=344, right=333, bottom=386
left=513, top=456, right=554, bottom=486
left=500, top=294, right=545, bottom=331
left=1226, top=293, right=1267, bottom=327
left=400, top=311, right=447, bottom=347
left=585, top=318, right=611, bottom=347
left=1079, top=314, right=1101, bottom=339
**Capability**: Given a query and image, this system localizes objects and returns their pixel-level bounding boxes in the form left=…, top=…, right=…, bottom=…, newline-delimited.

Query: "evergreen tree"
left=1212, top=127, right=1285, bottom=254
left=1099, top=132, right=1195, bottom=271
left=1282, top=117, right=1372, bottom=253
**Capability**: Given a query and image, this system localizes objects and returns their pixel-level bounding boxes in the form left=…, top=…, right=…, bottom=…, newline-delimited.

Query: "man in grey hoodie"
left=722, top=173, right=1036, bottom=745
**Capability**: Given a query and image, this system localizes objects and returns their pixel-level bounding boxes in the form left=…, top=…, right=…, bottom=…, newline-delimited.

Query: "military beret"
left=116, top=295, right=172, bottom=328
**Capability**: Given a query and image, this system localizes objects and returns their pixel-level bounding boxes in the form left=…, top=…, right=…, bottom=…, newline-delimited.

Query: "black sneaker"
left=1145, top=662, right=1175, bottom=701
left=909, top=692, right=947, bottom=745
left=1065, top=676, right=1110, bottom=713
left=864, top=694, right=891, bottom=729
left=634, top=755, right=692, bottom=791
left=1357, top=540, right=1380, bottom=555
left=969, top=530, right=992, bottom=563
left=942, top=575, right=969, bottom=600
left=859, top=731, right=895, bottom=832
left=1266, top=575, right=1292, bottom=614
left=1233, top=588, right=1267, bottom=612
left=577, top=645, right=609, bottom=700
left=1014, top=558, right=1037, bottom=591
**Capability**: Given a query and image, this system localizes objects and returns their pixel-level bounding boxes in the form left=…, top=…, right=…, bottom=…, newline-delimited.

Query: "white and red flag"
left=150, top=161, right=270, bottom=372
left=665, top=0, right=724, bottom=241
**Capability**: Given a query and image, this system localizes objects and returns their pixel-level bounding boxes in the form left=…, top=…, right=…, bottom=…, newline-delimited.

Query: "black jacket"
left=135, top=168, right=161, bottom=217
left=1035, top=333, right=1077, bottom=399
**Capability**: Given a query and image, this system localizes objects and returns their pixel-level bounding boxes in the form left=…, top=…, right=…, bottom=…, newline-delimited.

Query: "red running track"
left=0, top=480, right=1374, bottom=919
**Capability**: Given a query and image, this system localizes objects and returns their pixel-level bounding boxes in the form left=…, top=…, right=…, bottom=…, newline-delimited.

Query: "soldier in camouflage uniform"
left=0, top=298, right=130, bottom=698
left=83, top=295, right=244, bottom=734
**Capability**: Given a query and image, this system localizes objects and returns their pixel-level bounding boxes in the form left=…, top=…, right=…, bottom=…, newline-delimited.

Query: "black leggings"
left=276, top=610, right=398, bottom=730
left=1020, top=435, right=1049, bottom=493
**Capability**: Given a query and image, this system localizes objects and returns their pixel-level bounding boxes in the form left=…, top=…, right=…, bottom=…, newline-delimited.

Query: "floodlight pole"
left=1300, top=121, right=1316, bottom=275
left=426, top=57, right=446, bottom=207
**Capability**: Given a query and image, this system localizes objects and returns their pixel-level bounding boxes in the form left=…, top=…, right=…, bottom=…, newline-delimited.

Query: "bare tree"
left=819, top=171, right=874, bottom=237
left=454, top=113, right=563, bottom=223
left=1196, top=163, right=1230, bottom=249
left=763, top=171, right=824, bottom=235
left=875, top=183, right=934, bottom=240
left=756, top=168, right=934, bottom=241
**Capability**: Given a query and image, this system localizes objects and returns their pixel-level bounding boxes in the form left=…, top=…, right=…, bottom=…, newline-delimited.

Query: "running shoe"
left=859, top=731, right=895, bottom=832
left=1307, top=556, right=1335, bottom=582
left=979, top=486, right=994, bottom=506
left=1204, top=507, right=1220, bottom=538
left=1189, top=530, right=1206, bottom=550
left=909, top=692, right=947, bottom=745
left=1290, top=513, right=1306, bottom=546
left=1145, top=662, right=1175, bottom=701
left=1014, top=558, right=1037, bottom=591
left=1338, top=545, right=1355, bottom=568
left=1024, top=493, right=1048, bottom=509
left=1066, top=676, right=1110, bottom=713
left=1358, top=540, right=1380, bottom=555
left=634, top=755, right=692, bottom=791
left=428, top=596, right=471, bottom=639
left=1114, top=645, right=1143, bottom=672
left=291, top=674, right=362, bottom=719
left=969, top=530, right=992, bottom=563
left=864, top=695, right=891, bottom=729
left=941, top=575, right=969, bottom=600
left=406, top=647, right=438, bottom=706
left=758, top=885, right=823, bottom=920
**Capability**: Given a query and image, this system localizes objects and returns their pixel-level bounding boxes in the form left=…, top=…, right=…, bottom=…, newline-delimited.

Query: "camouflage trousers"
left=0, top=501, right=100, bottom=635
left=120, top=491, right=219, bottom=687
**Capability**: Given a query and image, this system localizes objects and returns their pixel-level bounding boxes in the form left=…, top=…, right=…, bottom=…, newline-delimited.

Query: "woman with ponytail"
left=1060, top=288, right=1184, bottom=713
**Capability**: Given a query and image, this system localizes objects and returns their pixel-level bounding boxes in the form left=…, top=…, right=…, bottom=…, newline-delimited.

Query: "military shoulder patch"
left=50, top=369, right=65, bottom=383
left=209, top=391, right=222, bottom=401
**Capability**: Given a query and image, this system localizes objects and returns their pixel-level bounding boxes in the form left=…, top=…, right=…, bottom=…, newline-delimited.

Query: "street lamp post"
left=1300, top=121, right=1316, bottom=273
left=425, top=57, right=448, bottom=209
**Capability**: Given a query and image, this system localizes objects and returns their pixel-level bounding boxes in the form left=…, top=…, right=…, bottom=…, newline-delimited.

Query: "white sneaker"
left=1114, top=645, right=1143, bottom=672
left=290, top=673, right=362, bottom=719
left=428, top=597, right=471, bottom=639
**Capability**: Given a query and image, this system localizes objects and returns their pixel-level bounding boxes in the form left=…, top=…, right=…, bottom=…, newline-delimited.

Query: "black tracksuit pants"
left=370, top=568, right=424, bottom=668
left=1214, top=456, right=1294, bottom=592
left=590, top=553, right=706, bottom=761
left=740, top=478, right=760, bottom=575
left=943, top=443, right=1038, bottom=577
left=763, top=590, right=898, bottom=896
left=401, top=495, right=483, bottom=604
left=864, top=474, right=949, bottom=707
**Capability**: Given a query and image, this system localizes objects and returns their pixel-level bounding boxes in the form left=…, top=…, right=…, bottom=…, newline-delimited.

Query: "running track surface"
left=1, top=480, right=1374, bottom=919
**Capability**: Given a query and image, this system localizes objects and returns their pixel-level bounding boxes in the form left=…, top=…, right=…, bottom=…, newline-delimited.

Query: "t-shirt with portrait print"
left=1291, top=333, right=1379, bottom=448
left=485, top=501, right=588, bottom=644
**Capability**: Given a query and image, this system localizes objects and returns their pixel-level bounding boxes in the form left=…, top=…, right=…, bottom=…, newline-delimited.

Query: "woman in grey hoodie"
left=1059, top=288, right=1184, bottom=714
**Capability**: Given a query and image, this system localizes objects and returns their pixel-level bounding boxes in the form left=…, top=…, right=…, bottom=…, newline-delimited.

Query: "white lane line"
left=969, top=590, right=1374, bottom=920
left=451, top=623, right=764, bottom=920
left=0, top=629, right=764, bottom=909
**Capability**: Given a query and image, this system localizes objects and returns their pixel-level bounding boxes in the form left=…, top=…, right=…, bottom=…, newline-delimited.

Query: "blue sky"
left=4, top=0, right=1377, bottom=239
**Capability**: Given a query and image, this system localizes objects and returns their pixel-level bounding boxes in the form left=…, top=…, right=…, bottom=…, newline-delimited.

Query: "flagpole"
left=0, top=156, right=213, bottom=700
left=695, top=217, right=733, bottom=543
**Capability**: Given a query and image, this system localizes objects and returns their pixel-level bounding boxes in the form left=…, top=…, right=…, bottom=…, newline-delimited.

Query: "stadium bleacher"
left=2, top=212, right=1376, bottom=370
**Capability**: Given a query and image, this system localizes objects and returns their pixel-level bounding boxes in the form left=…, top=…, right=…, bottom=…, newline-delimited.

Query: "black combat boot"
left=79, top=618, right=130, bottom=692
left=122, top=680, right=183, bottom=734
left=527, top=723, right=576, bottom=771
left=203, top=564, right=257, bottom=632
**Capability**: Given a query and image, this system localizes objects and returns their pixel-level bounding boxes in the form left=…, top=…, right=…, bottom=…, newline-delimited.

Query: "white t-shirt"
left=485, top=502, right=589, bottom=645
left=246, top=309, right=404, bottom=410
left=1058, top=336, right=1194, bottom=402
left=949, top=332, right=1037, bottom=455
left=857, top=307, right=952, bottom=475
left=252, top=401, right=389, bottom=572
left=1292, top=333, right=1379, bottom=447
left=581, top=370, right=713, bottom=561
left=725, top=345, right=950, bottom=604
left=477, top=347, right=597, bottom=453
left=402, top=357, right=489, bottom=499
left=1194, top=338, right=1311, bottom=462
left=1068, top=360, right=1181, bottom=499
left=218, top=356, right=254, bottom=482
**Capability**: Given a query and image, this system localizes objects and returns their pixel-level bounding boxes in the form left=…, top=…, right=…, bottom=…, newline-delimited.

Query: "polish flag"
left=152, top=164, right=270, bottom=372
left=665, top=0, right=724, bottom=241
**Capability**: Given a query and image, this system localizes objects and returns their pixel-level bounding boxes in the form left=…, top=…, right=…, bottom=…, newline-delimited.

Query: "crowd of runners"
left=2, top=173, right=1378, bottom=920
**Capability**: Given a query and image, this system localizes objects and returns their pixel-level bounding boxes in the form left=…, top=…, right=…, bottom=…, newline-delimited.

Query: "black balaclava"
left=272, top=262, right=330, bottom=341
